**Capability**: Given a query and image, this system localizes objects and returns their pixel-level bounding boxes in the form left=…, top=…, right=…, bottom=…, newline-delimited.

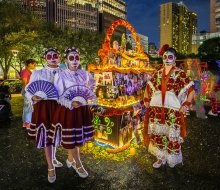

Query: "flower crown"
left=64, top=47, right=80, bottom=58
left=43, top=48, right=60, bottom=58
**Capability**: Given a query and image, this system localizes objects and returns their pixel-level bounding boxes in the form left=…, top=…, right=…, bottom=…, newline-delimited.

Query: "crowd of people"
left=1, top=43, right=219, bottom=183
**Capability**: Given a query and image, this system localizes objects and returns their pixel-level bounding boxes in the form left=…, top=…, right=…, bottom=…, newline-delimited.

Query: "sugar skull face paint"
left=163, top=51, right=175, bottom=66
left=45, top=50, right=60, bottom=66
left=67, top=51, right=80, bottom=71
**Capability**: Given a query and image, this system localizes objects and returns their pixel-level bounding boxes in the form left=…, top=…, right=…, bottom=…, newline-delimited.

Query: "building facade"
left=210, top=0, right=220, bottom=33
left=98, top=0, right=127, bottom=35
left=192, top=32, right=220, bottom=54
left=148, top=42, right=158, bottom=58
left=18, top=0, right=127, bottom=34
left=127, top=33, right=148, bottom=53
left=160, top=2, right=197, bottom=54
left=19, top=0, right=99, bottom=32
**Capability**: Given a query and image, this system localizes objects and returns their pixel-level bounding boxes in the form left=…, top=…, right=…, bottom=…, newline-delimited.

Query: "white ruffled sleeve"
left=55, top=73, right=74, bottom=110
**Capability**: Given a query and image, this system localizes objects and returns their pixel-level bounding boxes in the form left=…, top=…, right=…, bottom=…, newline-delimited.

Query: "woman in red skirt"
left=25, top=48, right=63, bottom=183
left=49, top=47, right=96, bottom=178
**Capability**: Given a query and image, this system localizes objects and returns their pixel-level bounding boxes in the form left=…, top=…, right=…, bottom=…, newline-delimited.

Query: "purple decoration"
left=62, top=85, right=96, bottom=101
left=26, top=80, right=58, bottom=99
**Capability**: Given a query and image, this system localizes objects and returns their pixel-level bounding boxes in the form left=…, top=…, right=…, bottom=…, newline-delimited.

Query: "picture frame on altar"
left=106, top=86, right=119, bottom=99
left=96, top=86, right=107, bottom=99
left=103, top=72, right=113, bottom=85
left=108, top=50, right=116, bottom=66
left=96, top=125, right=108, bottom=140
left=94, top=73, right=104, bottom=85
left=126, top=79, right=134, bottom=95
left=113, top=72, right=121, bottom=86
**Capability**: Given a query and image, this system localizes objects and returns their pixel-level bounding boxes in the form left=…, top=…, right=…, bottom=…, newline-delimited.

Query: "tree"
left=0, top=0, right=105, bottom=78
left=0, top=0, right=42, bottom=78
left=198, top=37, right=220, bottom=61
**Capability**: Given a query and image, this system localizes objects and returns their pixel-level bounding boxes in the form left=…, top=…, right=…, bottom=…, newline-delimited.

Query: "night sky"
left=125, top=0, right=209, bottom=48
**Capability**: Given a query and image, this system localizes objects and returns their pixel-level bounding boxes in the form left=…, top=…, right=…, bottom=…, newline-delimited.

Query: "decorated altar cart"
left=88, top=20, right=154, bottom=152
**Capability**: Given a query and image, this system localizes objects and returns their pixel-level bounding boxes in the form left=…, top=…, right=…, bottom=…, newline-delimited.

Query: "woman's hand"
left=179, top=105, right=188, bottom=114
left=32, top=95, right=42, bottom=102
left=72, top=101, right=82, bottom=108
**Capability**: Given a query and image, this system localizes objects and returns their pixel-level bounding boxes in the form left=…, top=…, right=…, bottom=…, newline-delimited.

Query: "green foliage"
left=4, top=80, right=22, bottom=94
left=0, top=1, right=105, bottom=78
left=198, top=37, right=220, bottom=60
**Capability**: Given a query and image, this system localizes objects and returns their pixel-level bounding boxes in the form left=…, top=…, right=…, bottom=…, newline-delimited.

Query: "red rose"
left=158, top=85, right=162, bottom=90
left=175, top=143, right=180, bottom=149
left=150, top=113, right=155, bottom=118
left=175, top=112, right=180, bottom=117
left=185, top=77, right=190, bottom=83
left=159, top=145, right=163, bottom=149
left=176, top=118, right=181, bottom=124
left=156, top=138, right=162, bottom=144
left=180, top=72, right=186, bottom=78
left=156, top=114, right=161, bottom=119
left=169, top=78, right=174, bottom=83
left=168, top=142, right=173, bottom=149
left=167, top=84, right=170, bottom=90
left=156, top=107, right=161, bottom=113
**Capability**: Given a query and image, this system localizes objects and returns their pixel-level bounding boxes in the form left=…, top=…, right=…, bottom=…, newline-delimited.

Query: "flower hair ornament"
left=158, top=44, right=170, bottom=57
left=158, top=44, right=177, bottom=57
left=64, top=47, right=80, bottom=58
left=43, top=48, right=60, bottom=58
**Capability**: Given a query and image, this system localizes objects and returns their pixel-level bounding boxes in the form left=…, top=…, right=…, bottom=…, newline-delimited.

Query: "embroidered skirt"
left=28, top=100, right=58, bottom=149
left=49, top=105, right=94, bottom=149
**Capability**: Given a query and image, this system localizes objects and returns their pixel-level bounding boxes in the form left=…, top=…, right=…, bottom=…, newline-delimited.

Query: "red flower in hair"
left=159, top=44, right=169, bottom=56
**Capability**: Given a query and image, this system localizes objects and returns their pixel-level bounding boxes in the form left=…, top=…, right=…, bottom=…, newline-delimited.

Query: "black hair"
left=166, top=47, right=177, bottom=56
left=25, top=59, right=36, bottom=66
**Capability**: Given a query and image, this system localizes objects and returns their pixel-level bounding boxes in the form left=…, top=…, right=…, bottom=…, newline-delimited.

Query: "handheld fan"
left=60, top=85, right=97, bottom=105
left=26, top=80, right=58, bottom=100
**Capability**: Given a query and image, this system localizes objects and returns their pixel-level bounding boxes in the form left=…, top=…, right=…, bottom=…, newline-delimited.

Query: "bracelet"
left=143, top=97, right=150, bottom=103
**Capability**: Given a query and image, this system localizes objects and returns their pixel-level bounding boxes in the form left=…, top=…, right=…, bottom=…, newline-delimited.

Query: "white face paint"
left=45, top=50, right=60, bottom=66
left=163, top=51, right=175, bottom=66
left=66, top=51, right=80, bottom=71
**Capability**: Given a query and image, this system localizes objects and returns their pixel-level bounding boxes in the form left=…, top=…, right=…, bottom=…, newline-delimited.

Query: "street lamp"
left=11, top=49, right=19, bottom=79
left=11, top=49, right=19, bottom=57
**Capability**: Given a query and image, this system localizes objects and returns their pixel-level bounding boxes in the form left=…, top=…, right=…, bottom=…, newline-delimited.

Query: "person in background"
left=183, top=58, right=207, bottom=119
left=21, top=59, right=36, bottom=128
left=0, top=92, right=10, bottom=123
left=0, top=79, right=12, bottom=116
left=143, top=44, right=195, bottom=168
left=208, top=75, right=220, bottom=116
